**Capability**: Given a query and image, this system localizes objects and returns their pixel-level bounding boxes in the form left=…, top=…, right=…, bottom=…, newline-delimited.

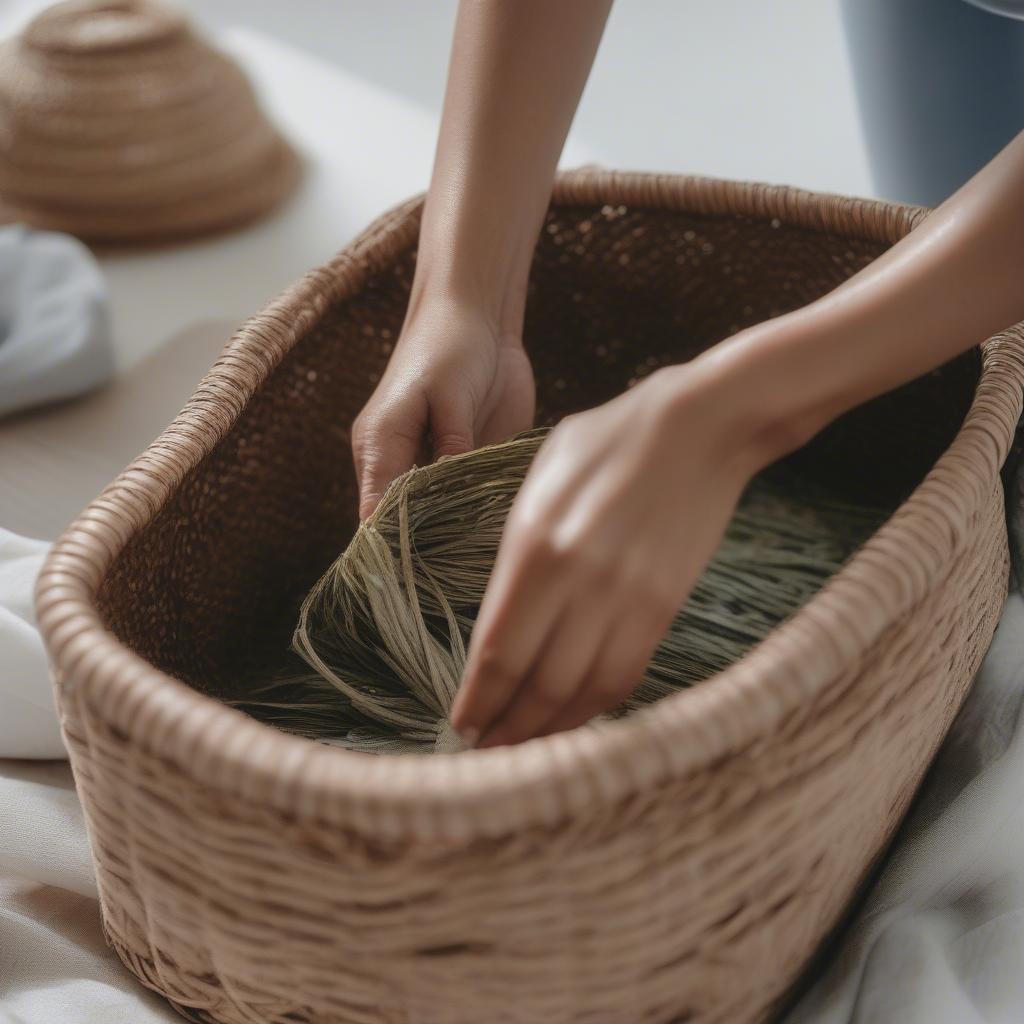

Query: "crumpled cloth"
left=0, top=530, right=62, bottom=758
left=0, top=761, right=179, bottom=1024
left=782, top=592, right=1024, bottom=1024
left=0, top=225, right=113, bottom=419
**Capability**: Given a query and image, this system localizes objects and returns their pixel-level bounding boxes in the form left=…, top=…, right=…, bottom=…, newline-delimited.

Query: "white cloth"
left=0, top=762, right=179, bottom=1023
left=0, top=227, right=113, bottom=419
left=783, top=594, right=1024, bottom=1024
left=0, top=531, right=62, bottom=759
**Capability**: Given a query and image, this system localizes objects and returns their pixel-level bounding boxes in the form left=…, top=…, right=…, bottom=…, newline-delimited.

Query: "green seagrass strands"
left=250, top=428, right=886, bottom=755
left=290, top=430, right=549, bottom=754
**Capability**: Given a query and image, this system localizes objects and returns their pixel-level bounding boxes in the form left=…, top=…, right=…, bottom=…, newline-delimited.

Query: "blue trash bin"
left=841, top=0, right=1024, bottom=206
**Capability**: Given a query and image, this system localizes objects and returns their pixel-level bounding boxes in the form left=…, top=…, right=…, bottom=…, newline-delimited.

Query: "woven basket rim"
left=34, top=169, right=1024, bottom=842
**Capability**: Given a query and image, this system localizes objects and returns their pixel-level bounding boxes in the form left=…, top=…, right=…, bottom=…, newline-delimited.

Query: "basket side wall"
left=64, top=483, right=1007, bottom=1024
left=46, top=181, right=1015, bottom=1024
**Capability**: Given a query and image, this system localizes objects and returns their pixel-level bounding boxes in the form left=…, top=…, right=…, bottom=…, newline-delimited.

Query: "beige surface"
left=0, top=320, right=235, bottom=541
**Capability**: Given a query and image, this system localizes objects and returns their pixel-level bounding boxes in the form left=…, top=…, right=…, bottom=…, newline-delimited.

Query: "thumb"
left=353, top=403, right=426, bottom=521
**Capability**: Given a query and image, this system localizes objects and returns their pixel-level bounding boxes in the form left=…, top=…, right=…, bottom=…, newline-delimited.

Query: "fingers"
left=352, top=398, right=426, bottom=521
left=353, top=384, right=483, bottom=521
left=449, top=531, right=570, bottom=744
left=474, top=598, right=613, bottom=748
left=536, top=606, right=668, bottom=739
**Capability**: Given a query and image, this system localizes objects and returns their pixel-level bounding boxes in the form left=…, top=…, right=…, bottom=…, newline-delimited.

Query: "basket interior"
left=96, top=200, right=981, bottom=698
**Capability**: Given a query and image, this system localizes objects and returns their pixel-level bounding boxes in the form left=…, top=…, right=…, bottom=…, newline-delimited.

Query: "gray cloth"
left=783, top=593, right=1024, bottom=1024
left=0, top=226, right=113, bottom=419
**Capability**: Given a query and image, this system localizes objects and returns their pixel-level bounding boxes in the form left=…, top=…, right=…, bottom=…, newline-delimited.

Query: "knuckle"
left=531, top=672, right=574, bottom=706
left=513, top=521, right=608, bottom=577
left=471, top=643, right=509, bottom=680
left=350, top=415, right=367, bottom=448
left=350, top=414, right=378, bottom=454
left=527, top=683, right=564, bottom=711
left=510, top=528, right=566, bottom=571
left=536, top=530, right=572, bottom=565
left=506, top=493, right=549, bottom=534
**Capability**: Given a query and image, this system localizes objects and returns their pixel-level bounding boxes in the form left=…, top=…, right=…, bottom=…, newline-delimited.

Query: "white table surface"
left=89, top=27, right=599, bottom=372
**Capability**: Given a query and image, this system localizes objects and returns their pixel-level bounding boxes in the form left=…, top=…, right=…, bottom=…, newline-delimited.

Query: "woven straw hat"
left=0, top=0, right=300, bottom=244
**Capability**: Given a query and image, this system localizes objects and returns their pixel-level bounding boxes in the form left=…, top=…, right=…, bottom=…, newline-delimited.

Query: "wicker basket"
left=36, top=171, right=1024, bottom=1024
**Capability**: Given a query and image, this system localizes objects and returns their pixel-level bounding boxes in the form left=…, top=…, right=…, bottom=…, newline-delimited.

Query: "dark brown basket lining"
left=95, top=201, right=980, bottom=699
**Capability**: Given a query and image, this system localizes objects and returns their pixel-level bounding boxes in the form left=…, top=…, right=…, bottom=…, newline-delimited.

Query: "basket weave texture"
left=35, top=171, right=1024, bottom=1024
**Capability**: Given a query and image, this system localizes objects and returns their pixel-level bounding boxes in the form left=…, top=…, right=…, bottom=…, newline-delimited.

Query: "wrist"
left=401, top=272, right=525, bottom=354
left=409, top=198, right=537, bottom=342
left=653, top=318, right=843, bottom=475
left=406, top=267, right=527, bottom=346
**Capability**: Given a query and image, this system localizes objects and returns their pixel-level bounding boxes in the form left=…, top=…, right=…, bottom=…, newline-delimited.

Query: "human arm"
left=352, top=0, right=612, bottom=518
left=450, top=129, right=1024, bottom=748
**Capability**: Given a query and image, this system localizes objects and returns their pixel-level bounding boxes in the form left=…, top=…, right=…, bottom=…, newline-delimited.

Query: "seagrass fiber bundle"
left=247, top=428, right=890, bottom=754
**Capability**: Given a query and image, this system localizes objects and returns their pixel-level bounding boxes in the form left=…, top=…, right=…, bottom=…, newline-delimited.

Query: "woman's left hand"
left=449, top=352, right=793, bottom=748
left=451, top=124, right=1024, bottom=748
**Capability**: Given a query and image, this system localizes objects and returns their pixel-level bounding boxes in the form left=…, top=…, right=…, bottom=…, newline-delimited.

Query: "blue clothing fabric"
left=842, top=0, right=1024, bottom=207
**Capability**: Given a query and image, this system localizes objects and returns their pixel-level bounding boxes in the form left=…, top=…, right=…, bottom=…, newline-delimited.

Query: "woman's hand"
left=445, top=126, right=1024, bottom=749
left=353, top=296, right=535, bottom=520
left=352, top=0, right=613, bottom=521
left=449, top=353, right=794, bottom=748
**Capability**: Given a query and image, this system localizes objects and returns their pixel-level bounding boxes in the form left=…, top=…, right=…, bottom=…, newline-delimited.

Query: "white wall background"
left=0, top=0, right=873, bottom=197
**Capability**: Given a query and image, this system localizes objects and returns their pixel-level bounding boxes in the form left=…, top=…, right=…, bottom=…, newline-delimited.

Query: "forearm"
left=411, top=0, right=612, bottom=335
left=691, top=130, right=1024, bottom=466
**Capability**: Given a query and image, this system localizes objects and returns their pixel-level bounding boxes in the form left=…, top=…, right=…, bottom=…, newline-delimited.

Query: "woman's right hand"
left=352, top=295, right=536, bottom=520
left=352, top=0, right=612, bottom=520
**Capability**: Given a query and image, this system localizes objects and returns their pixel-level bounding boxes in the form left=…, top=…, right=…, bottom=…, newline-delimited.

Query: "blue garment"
left=962, top=0, right=1024, bottom=18
left=842, top=0, right=1024, bottom=206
